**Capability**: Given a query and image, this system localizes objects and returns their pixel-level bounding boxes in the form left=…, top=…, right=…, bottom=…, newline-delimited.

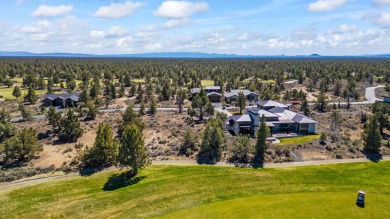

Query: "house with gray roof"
left=256, top=100, right=289, bottom=110
left=224, top=89, right=258, bottom=103
left=228, top=100, right=317, bottom=136
left=190, top=86, right=222, bottom=102
left=226, top=114, right=252, bottom=135
left=43, top=93, right=80, bottom=108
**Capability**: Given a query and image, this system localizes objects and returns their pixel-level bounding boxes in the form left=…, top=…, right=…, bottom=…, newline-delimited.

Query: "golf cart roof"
left=358, top=191, right=365, bottom=194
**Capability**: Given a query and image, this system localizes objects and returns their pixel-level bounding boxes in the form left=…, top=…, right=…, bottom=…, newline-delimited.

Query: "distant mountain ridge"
left=0, top=51, right=389, bottom=58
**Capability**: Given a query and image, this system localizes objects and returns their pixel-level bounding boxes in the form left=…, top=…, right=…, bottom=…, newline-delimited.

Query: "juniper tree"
left=118, top=106, right=144, bottom=134
left=117, top=124, right=150, bottom=175
left=255, top=115, right=269, bottom=163
left=18, top=103, right=33, bottom=121
left=176, top=87, right=187, bottom=114
left=363, top=116, right=382, bottom=153
left=24, top=86, right=37, bottom=104
left=197, top=117, right=226, bottom=164
left=12, top=85, right=21, bottom=99
left=4, top=128, right=42, bottom=163
left=237, top=91, right=246, bottom=114
left=228, top=134, right=254, bottom=167
left=46, top=106, right=62, bottom=131
left=83, top=123, right=118, bottom=166
left=59, top=109, right=83, bottom=142
left=149, top=96, right=157, bottom=115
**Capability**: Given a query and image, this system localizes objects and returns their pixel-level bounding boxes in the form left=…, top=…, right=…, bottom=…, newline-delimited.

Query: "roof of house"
left=247, top=108, right=279, bottom=118
left=190, top=88, right=201, bottom=94
left=204, top=86, right=221, bottom=90
left=268, top=107, right=317, bottom=124
left=228, top=114, right=252, bottom=123
left=207, top=92, right=222, bottom=97
left=256, top=100, right=288, bottom=108
left=224, top=89, right=257, bottom=98
left=44, top=93, right=80, bottom=101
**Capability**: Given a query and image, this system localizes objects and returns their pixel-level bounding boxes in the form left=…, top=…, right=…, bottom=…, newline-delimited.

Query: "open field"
left=1, top=161, right=390, bottom=218
left=279, top=134, right=320, bottom=145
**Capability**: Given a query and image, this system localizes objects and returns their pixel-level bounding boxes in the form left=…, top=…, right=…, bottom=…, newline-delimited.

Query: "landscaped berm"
left=1, top=162, right=390, bottom=218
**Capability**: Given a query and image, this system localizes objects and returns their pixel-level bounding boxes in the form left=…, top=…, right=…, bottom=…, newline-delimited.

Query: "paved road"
left=1, top=156, right=389, bottom=191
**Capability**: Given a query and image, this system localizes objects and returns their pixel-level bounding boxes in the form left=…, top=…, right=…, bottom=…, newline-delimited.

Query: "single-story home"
left=224, top=89, right=258, bottom=103
left=43, top=93, right=80, bottom=108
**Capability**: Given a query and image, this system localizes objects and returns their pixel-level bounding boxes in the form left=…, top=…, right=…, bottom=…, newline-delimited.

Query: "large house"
left=190, top=86, right=222, bottom=102
left=43, top=93, right=80, bottom=108
left=224, top=89, right=258, bottom=103
left=227, top=100, right=317, bottom=136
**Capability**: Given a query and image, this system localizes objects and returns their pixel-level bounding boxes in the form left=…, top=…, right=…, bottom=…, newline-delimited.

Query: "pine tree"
left=46, top=106, right=62, bottom=131
left=86, top=101, right=98, bottom=120
left=4, top=128, right=42, bottom=163
left=118, top=106, right=144, bottom=134
left=192, top=88, right=210, bottom=121
left=12, top=85, right=21, bottom=99
left=18, top=103, right=33, bottom=121
left=83, top=123, right=118, bottom=166
left=255, top=115, right=269, bottom=163
left=363, top=117, right=382, bottom=153
left=59, top=109, right=83, bottom=142
left=117, top=124, right=150, bottom=175
left=179, top=128, right=197, bottom=156
left=228, top=134, right=254, bottom=167
left=176, top=88, right=187, bottom=113
left=197, top=117, right=226, bottom=164
left=149, top=96, right=157, bottom=115
left=24, top=86, right=37, bottom=104
left=330, top=110, right=342, bottom=142
left=237, top=91, right=246, bottom=114
left=315, top=91, right=327, bottom=112
left=300, top=98, right=310, bottom=116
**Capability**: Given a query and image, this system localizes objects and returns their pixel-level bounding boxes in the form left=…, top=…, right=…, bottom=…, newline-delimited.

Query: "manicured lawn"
left=132, top=78, right=146, bottom=83
left=0, top=86, right=45, bottom=100
left=201, top=80, right=214, bottom=87
left=279, top=134, right=320, bottom=145
left=1, top=162, right=390, bottom=218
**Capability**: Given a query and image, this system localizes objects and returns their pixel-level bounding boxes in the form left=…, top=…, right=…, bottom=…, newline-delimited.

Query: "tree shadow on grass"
left=362, top=150, right=382, bottom=163
left=103, top=172, right=146, bottom=191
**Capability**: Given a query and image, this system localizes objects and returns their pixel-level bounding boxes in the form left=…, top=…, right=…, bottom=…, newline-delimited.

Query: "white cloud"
left=107, top=26, right=130, bottom=37
left=373, top=0, right=390, bottom=6
left=20, top=20, right=49, bottom=34
left=93, top=1, right=145, bottom=19
left=154, top=1, right=209, bottom=19
left=308, top=0, right=347, bottom=12
left=329, top=24, right=358, bottom=34
left=90, top=30, right=105, bottom=38
left=163, top=18, right=191, bottom=28
left=31, top=5, right=73, bottom=18
left=363, top=12, right=390, bottom=28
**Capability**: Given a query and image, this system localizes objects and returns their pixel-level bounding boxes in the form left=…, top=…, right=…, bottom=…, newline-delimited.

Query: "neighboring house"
left=190, top=88, right=201, bottom=97
left=228, top=100, right=317, bottom=136
left=204, top=86, right=221, bottom=93
left=226, top=114, right=252, bottom=135
left=207, top=92, right=222, bottom=102
left=43, top=93, right=80, bottom=108
left=256, top=100, right=289, bottom=110
left=190, top=86, right=222, bottom=102
left=224, top=89, right=258, bottom=103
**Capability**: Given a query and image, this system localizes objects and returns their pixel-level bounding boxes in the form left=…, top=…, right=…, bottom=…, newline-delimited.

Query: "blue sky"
left=0, top=0, right=389, bottom=55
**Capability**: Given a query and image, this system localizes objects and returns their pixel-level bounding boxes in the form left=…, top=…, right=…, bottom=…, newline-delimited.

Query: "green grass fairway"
left=1, top=162, right=390, bottom=218
left=279, top=134, right=320, bottom=145
left=201, top=80, right=214, bottom=87
left=132, top=78, right=146, bottom=83
left=159, top=193, right=389, bottom=219
left=0, top=87, right=45, bottom=100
